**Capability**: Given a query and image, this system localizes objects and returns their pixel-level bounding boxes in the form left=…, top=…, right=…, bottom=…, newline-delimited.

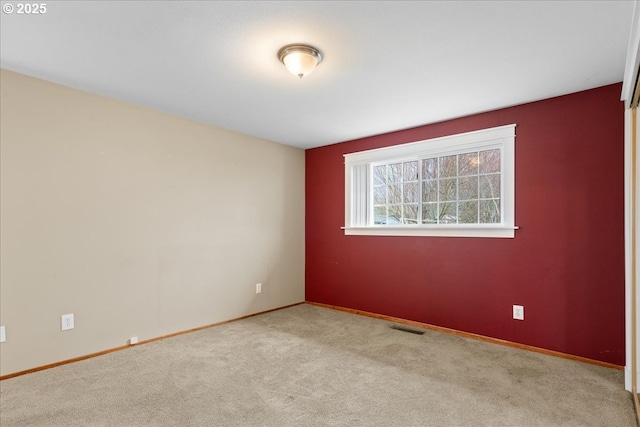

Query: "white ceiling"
left=0, top=1, right=635, bottom=149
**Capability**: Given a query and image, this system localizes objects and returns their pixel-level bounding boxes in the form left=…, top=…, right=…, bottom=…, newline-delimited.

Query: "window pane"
left=373, top=165, right=386, bottom=185
left=458, top=176, right=478, bottom=200
left=388, top=163, right=402, bottom=183
left=388, top=184, right=402, bottom=204
left=403, top=161, right=418, bottom=182
left=479, top=174, right=500, bottom=199
left=479, top=149, right=500, bottom=173
left=422, top=203, right=438, bottom=224
left=374, top=150, right=502, bottom=227
left=373, top=185, right=386, bottom=204
left=388, top=205, right=402, bottom=224
left=439, top=155, right=457, bottom=178
left=480, top=199, right=501, bottom=223
left=439, top=178, right=457, bottom=201
left=422, top=180, right=437, bottom=202
left=459, top=152, right=478, bottom=176
left=439, top=202, right=456, bottom=224
left=404, top=182, right=418, bottom=203
left=422, top=158, right=437, bottom=180
left=458, top=201, right=478, bottom=224
left=374, top=206, right=387, bottom=224
left=403, top=204, right=418, bottom=224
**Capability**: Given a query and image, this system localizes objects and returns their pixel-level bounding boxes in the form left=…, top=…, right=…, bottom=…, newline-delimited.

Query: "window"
left=344, top=124, right=516, bottom=238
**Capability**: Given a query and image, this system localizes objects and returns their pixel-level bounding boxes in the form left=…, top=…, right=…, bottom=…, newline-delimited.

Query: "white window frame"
left=343, top=124, right=517, bottom=238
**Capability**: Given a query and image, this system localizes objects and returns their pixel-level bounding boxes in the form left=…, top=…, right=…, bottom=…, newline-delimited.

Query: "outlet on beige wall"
left=0, top=69, right=305, bottom=376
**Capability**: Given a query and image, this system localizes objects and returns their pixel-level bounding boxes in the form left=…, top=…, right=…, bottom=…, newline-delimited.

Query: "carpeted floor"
left=0, top=303, right=635, bottom=426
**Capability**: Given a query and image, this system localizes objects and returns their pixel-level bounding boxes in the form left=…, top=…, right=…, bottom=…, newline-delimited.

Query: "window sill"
left=342, top=225, right=518, bottom=238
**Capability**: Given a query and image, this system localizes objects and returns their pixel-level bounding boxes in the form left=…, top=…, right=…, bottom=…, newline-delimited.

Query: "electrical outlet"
left=0, top=326, right=5, bottom=343
left=129, top=336, right=138, bottom=345
left=513, top=305, right=524, bottom=321
left=256, top=283, right=262, bottom=294
left=61, top=313, right=74, bottom=331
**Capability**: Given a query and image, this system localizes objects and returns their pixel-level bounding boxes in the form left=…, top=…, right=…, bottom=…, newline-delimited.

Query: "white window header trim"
left=344, top=124, right=516, bottom=165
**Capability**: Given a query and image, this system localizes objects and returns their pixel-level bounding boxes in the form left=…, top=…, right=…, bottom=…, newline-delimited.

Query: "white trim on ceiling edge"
left=622, top=0, right=640, bottom=107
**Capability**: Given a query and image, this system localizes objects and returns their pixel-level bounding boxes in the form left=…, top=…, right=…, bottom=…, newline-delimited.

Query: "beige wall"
left=0, top=69, right=305, bottom=376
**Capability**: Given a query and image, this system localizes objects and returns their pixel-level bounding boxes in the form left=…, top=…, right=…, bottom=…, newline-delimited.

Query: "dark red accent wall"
left=305, top=83, right=625, bottom=366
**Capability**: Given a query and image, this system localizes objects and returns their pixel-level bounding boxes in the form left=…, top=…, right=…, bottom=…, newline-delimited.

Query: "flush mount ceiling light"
left=278, top=44, right=323, bottom=79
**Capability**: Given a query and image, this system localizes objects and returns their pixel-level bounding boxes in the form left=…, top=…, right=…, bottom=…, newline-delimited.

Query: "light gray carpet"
left=0, top=304, right=635, bottom=426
